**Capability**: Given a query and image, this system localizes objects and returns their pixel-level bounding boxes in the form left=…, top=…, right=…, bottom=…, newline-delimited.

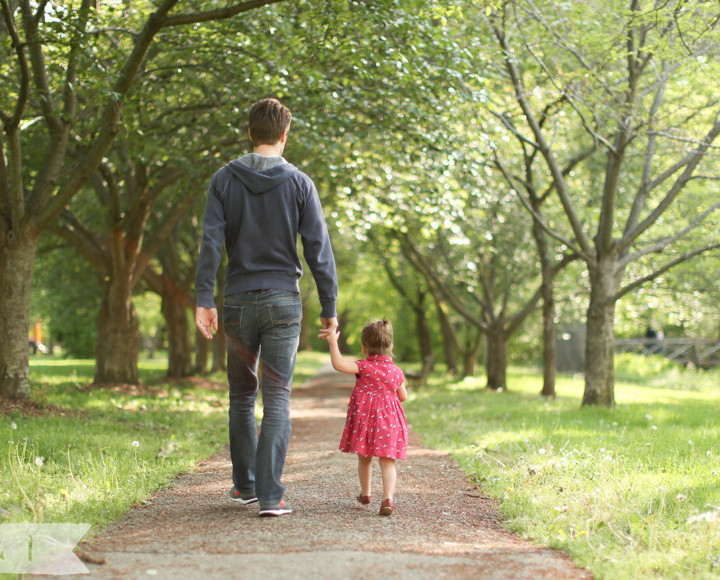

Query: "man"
left=195, top=98, right=338, bottom=517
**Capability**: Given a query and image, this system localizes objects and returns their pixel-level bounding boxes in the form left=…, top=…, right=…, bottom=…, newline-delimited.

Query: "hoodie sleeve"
left=195, top=174, right=226, bottom=308
left=297, top=175, right=338, bottom=318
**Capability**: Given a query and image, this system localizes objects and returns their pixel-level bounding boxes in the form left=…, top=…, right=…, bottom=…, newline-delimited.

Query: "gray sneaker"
left=229, top=487, right=258, bottom=505
left=259, top=499, right=293, bottom=517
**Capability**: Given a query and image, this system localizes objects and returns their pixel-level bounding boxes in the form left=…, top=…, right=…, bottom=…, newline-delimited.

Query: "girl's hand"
left=319, top=328, right=340, bottom=342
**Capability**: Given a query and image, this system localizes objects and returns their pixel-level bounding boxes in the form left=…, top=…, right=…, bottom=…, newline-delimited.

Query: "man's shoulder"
left=211, top=163, right=234, bottom=183
left=288, top=168, right=315, bottom=188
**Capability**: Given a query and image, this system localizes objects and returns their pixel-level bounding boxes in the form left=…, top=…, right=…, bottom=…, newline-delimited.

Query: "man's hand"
left=196, top=307, right=218, bottom=340
left=319, top=317, right=338, bottom=338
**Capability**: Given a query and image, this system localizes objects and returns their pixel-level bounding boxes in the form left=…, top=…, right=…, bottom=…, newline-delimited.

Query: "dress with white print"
left=339, top=354, right=408, bottom=459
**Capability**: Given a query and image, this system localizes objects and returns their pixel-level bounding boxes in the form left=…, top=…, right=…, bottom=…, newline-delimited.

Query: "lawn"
left=2, top=351, right=718, bottom=579
left=406, top=353, right=720, bottom=579
left=0, top=352, right=328, bottom=529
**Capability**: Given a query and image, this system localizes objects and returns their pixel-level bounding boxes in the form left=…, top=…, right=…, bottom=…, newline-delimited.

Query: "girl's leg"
left=378, top=457, right=397, bottom=501
left=358, top=454, right=373, bottom=497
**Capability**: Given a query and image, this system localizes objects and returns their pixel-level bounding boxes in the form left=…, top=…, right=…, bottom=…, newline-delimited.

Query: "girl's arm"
left=397, top=383, right=408, bottom=402
left=323, top=330, right=359, bottom=375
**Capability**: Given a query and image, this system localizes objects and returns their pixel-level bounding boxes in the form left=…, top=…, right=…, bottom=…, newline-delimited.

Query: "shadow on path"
left=54, top=365, right=593, bottom=579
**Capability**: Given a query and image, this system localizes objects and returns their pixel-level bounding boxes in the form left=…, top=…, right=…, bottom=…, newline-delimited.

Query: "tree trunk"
left=147, top=325, right=163, bottom=359
left=163, top=291, right=193, bottom=378
left=94, top=279, right=140, bottom=384
left=0, top=232, right=37, bottom=399
left=461, top=325, right=483, bottom=378
left=435, top=300, right=458, bottom=375
left=531, top=202, right=558, bottom=398
left=337, top=310, right=350, bottom=354
left=414, top=290, right=433, bottom=363
left=298, top=295, right=312, bottom=351
left=540, top=283, right=557, bottom=397
left=582, top=257, right=620, bottom=407
left=485, top=324, right=508, bottom=390
left=462, top=348, right=476, bottom=378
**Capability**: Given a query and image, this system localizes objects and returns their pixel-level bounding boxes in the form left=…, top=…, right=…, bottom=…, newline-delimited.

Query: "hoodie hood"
left=225, top=154, right=298, bottom=195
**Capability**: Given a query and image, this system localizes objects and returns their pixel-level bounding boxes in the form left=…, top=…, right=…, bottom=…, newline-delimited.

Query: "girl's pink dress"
left=339, top=354, right=409, bottom=459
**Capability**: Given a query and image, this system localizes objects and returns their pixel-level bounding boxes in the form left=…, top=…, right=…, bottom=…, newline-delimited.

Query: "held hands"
left=318, top=322, right=359, bottom=375
left=318, top=316, right=339, bottom=341
left=318, top=327, right=340, bottom=343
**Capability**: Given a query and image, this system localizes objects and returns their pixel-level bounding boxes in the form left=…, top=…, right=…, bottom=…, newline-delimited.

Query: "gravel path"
left=64, top=366, right=593, bottom=579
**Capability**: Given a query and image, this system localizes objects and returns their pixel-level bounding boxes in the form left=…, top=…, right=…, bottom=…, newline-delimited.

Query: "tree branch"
left=515, top=11, right=616, bottom=151
left=1, top=0, right=30, bottom=130
left=489, top=11, right=594, bottom=258
left=489, top=110, right=539, bottom=149
left=125, top=167, right=184, bottom=255
left=598, top=1, right=645, bottom=256
left=132, top=188, right=195, bottom=286
left=1, top=0, right=30, bottom=229
left=614, top=242, right=720, bottom=302
left=96, top=163, right=122, bottom=227
left=34, top=0, right=182, bottom=232
left=161, top=0, right=286, bottom=28
left=618, top=200, right=720, bottom=268
left=399, top=232, right=486, bottom=330
left=493, top=152, right=585, bottom=257
left=49, top=212, right=106, bottom=271
left=19, top=0, right=60, bottom=133
left=367, top=230, right=417, bottom=306
left=624, top=60, right=672, bottom=237
left=538, top=145, right=597, bottom=202
left=619, top=111, right=720, bottom=254
left=62, top=0, right=94, bottom=124
left=35, top=0, right=284, bottom=233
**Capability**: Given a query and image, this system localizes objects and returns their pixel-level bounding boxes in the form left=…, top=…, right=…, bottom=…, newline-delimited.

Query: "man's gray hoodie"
left=195, top=154, right=338, bottom=318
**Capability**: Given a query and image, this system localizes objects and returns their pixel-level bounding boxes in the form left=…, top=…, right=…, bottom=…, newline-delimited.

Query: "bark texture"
left=582, top=256, right=620, bottom=407
left=485, top=325, right=508, bottom=390
left=94, top=280, right=140, bottom=384
left=163, top=291, right=193, bottom=378
left=0, top=231, right=37, bottom=398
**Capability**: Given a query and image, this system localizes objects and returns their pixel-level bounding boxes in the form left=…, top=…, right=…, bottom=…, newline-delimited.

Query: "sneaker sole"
left=230, top=496, right=259, bottom=505
left=259, top=508, right=293, bottom=517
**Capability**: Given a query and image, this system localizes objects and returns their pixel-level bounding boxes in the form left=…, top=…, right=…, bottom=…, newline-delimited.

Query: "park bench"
left=405, top=355, right=435, bottom=388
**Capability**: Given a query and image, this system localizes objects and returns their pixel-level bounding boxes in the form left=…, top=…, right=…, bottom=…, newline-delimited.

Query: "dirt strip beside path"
left=59, top=366, right=593, bottom=579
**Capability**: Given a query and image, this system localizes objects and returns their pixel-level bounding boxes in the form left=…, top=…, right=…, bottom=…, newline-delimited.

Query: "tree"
left=0, top=0, right=286, bottom=397
left=369, top=231, right=434, bottom=365
left=396, top=191, right=573, bottom=389
left=482, top=0, right=720, bottom=406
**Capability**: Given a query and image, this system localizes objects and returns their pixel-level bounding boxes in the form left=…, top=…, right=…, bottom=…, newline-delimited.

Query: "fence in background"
left=614, top=338, right=720, bottom=369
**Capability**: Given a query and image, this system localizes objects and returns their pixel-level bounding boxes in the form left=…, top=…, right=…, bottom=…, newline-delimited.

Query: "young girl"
left=321, top=319, right=408, bottom=516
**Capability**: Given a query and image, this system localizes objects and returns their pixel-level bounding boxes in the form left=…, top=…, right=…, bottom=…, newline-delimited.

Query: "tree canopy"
left=4, top=0, right=720, bottom=405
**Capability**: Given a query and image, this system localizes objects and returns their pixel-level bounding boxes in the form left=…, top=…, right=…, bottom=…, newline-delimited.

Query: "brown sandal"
left=356, top=494, right=371, bottom=505
left=379, top=498, right=394, bottom=516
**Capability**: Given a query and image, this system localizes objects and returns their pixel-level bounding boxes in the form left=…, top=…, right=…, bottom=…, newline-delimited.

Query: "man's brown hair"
left=248, top=98, right=292, bottom=147
left=361, top=318, right=393, bottom=356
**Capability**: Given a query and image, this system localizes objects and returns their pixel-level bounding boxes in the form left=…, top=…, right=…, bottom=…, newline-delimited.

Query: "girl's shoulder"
left=355, top=358, right=369, bottom=373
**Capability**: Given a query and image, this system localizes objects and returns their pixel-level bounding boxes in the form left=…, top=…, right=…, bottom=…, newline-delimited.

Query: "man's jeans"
left=223, top=290, right=302, bottom=505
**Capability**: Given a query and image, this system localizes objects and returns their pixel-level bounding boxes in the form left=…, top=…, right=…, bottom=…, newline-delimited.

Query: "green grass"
left=6, top=350, right=717, bottom=578
left=406, top=354, right=720, bottom=580
left=1, top=352, right=327, bottom=530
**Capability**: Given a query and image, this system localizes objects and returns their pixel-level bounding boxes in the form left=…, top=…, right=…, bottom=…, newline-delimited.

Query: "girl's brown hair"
left=361, top=318, right=393, bottom=356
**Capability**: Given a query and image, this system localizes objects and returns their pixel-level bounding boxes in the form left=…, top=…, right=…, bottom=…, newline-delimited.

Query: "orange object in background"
left=33, top=319, right=44, bottom=343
